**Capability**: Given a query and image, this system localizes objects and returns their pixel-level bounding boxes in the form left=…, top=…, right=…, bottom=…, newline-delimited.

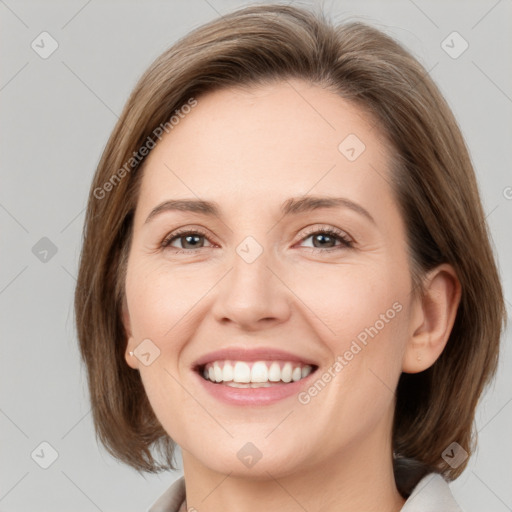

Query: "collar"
left=401, top=473, right=463, bottom=512
left=148, top=472, right=462, bottom=512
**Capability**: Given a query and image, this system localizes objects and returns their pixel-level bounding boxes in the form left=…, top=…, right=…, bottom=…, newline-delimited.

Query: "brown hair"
left=74, top=3, right=506, bottom=496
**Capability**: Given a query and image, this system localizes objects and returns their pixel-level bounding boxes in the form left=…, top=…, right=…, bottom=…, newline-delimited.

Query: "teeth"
left=268, top=362, right=281, bottom=382
left=222, top=362, right=234, bottom=382
left=251, top=361, right=268, bottom=382
left=201, top=360, right=314, bottom=385
left=214, top=362, right=223, bottom=383
left=233, top=361, right=251, bottom=383
left=225, top=381, right=273, bottom=388
left=281, top=362, right=292, bottom=383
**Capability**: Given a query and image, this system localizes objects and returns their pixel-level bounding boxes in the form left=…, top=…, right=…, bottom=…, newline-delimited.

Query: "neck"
left=181, top=426, right=405, bottom=512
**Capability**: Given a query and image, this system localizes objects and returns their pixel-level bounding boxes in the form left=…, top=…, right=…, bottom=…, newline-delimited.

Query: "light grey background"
left=1, top=0, right=511, bottom=510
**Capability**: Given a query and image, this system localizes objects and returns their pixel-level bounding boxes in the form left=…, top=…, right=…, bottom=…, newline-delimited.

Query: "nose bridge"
left=211, top=235, right=291, bottom=328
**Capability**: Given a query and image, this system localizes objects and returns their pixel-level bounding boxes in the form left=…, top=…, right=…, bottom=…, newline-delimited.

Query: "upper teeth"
left=202, top=360, right=313, bottom=384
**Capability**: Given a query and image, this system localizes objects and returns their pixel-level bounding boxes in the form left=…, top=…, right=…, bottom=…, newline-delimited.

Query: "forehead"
left=137, top=79, right=394, bottom=214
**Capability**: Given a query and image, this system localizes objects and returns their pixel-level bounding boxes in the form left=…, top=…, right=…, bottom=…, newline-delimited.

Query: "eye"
left=298, top=226, right=353, bottom=251
left=161, top=228, right=213, bottom=251
left=160, top=225, right=353, bottom=254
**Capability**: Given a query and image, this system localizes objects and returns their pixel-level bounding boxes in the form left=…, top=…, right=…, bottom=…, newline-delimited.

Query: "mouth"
left=191, top=347, right=319, bottom=405
left=196, top=360, right=318, bottom=388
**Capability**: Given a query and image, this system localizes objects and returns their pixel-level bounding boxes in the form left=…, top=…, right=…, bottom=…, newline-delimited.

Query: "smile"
left=200, top=360, right=315, bottom=387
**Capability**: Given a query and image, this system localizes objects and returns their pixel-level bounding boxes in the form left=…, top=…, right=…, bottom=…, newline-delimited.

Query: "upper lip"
left=192, top=347, right=319, bottom=369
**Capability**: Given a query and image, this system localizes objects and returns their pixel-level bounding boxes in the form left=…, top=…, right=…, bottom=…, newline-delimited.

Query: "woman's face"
left=123, top=79, right=416, bottom=478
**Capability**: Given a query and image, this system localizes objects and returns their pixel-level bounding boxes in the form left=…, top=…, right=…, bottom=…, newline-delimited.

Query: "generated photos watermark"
left=297, top=301, right=403, bottom=405
left=93, top=97, right=198, bottom=200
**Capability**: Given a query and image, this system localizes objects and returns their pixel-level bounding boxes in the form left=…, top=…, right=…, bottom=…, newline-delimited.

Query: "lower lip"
left=194, top=370, right=317, bottom=406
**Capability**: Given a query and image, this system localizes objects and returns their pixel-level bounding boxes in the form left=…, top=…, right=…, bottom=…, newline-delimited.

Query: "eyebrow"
left=144, top=195, right=376, bottom=225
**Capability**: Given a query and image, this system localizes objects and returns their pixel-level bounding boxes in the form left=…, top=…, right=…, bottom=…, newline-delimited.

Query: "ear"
left=402, top=263, right=461, bottom=373
left=122, top=296, right=139, bottom=370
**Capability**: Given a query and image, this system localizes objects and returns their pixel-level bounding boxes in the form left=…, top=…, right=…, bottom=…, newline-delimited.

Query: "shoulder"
left=401, top=473, right=464, bottom=512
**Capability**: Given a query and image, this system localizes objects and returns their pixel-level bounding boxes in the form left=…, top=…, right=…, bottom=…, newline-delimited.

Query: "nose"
left=210, top=246, right=291, bottom=331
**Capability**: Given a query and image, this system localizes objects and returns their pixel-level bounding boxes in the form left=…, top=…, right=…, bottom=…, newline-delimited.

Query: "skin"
left=123, top=79, right=461, bottom=512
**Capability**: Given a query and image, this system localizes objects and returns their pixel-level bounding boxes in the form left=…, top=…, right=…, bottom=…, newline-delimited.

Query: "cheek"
left=288, top=260, right=406, bottom=351
left=125, top=259, right=204, bottom=441
left=289, top=261, right=408, bottom=417
left=124, top=260, right=220, bottom=433
left=125, top=259, right=213, bottom=341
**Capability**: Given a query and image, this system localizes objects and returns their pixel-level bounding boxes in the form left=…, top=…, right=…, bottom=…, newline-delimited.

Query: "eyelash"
left=160, top=225, right=354, bottom=254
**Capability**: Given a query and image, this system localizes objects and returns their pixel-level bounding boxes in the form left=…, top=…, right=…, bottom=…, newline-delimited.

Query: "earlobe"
left=402, top=264, right=461, bottom=373
left=124, top=342, right=139, bottom=370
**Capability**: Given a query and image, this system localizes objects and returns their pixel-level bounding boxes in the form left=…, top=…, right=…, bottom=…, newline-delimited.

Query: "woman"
left=74, top=4, right=505, bottom=511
